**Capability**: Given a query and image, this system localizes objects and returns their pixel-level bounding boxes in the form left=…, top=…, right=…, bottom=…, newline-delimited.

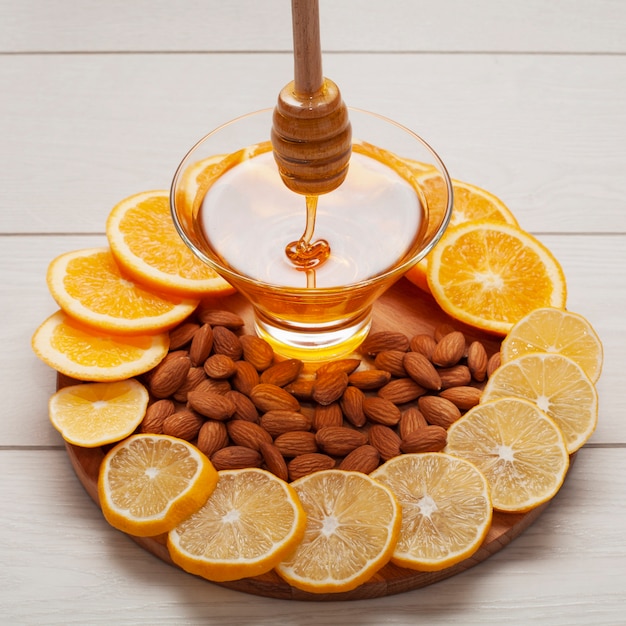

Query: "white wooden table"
left=2, top=1, right=625, bottom=623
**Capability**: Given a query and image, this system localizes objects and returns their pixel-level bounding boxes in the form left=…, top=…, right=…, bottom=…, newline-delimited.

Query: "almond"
left=315, top=426, right=368, bottom=456
left=197, top=308, right=245, bottom=329
left=377, top=378, right=426, bottom=404
left=340, top=386, right=367, bottom=427
left=162, top=409, right=204, bottom=441
left=187, top=389, right=236, bottom=421
left=338, top=445, right=380, bottom=473
left=287, top=453, right=335, bottom=481
left=432, top=331, right=466, bottom=367
left=274, top=431, right=318, bottom=457
left=312, top=370, right=349, bottom=405
left=347, top=369, right=392, bottom=390
left=212, top=326, right=243, bottom=360
left=418, top=395, right=461, bottom=429
left=203, top=353, right=237, bottom=379
left=400, top=425, right=447, bottom=453
left=316, top=358, right=362, bottom=376
left=467, top=340, right=488, bottom=382
left=399, top=406, right=428, bottom=439
left=260, top=410, right=312, bottom=437
left=368, top=424, right=402, bottom=461
left=211, top=446, right=262, bottom=470
left=259, top=442, right=289, bottom=481
left=231, top=360, right=260, bottom=395
left=225, top=390, right=259, bottom=422
left=226, top=419, right=273, bottom=451
left=173, top=366, right=207, bottom=402
left=362, top=396, right=402, bottom=426
left=193, top=377, right=231, bottom=396
left=196, top=420, right=229, bottom=457
left=168, top=322, right=200, bottom=350
left=403, top=352, right=442, bottom=390
left=487, top=351, right=502, bottom=377
left=239, top=334, right=274, bottom=371
left=434, top=323, right=457, bottom=343
left=409, top=334, right=437, bottom=360
left=360, top=331, right=410, bottom=356
left=313, top=402, right=344, bottom=430
left=260, top=358, right=303, bottom=387
left=439, top=386, right=482, bottom=410
left=373, top=350, right=407, bottom=378
left=148, top=353, right=191, bottom=398
left=140, top=399, right=176, bottom=434
left=250, top=383, right=301, bottom=412
left=189, top=323, right=214, bottom=366
left=438, top=365, right=472, bottom=389
left=283, top=378, right=315, bottom=401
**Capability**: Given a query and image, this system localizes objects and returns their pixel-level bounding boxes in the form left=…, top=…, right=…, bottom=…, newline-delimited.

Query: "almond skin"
left=368, top=424, right=402, bottom=461
left=399, top=407, right=428, bottom=439
left=197, top=308, right=245, bottom=329
left=316, top=358, right=362, bottom=376
left=287, top=453, right=335, bottom=481
left=400, top=425, right=447, bottom=453
left=203, top=353, right=237, bottom=379
left=360, top=331, right=410, bottom=356
left=409, top=334, right=437, bottom=360
left=148, top=353, right=191, bottom=398
left=231, top=360, right=260, bottom=396
left=225, top=390, right=259, bottom=422
left=260, top=410, right=312, bottom=437
left=373, top=350, right=407, bottom=378
left=312, top=370, right=349, bottom=406
left=403, top=352, right=442, bottom=390
left=212, top=326, right=243, bottom=360
left=362, top=396, right=402, bottom=426
left=439, top=386, right=482, bottom=410
left=338, top=445, right=380, bottom=473
left=432, top=331, right=466, bottom=367
left=250, top=383, right=301, bottom=412
left=259, top=442, right=289, bottom=482
left=315, top=426, right=368, bottom=456
left=340, top=386, right=367, bottom=427
left=226, top=419, right=273, bottom=451
left=273, top=431, right=318, bottom=457
left=172, top=367, right=207, bottom=402
left=189, top=323, right=214, bottom=366
left=377, top=378, right=426, bottom=404
left=239, top=334, right=275, bottom=371
left=418, top=395, right=461, bottom=429
left=140, top=399, right=176, bottom=434
left=162, top=409, right=204, bottom=441
left=313, top=402, right=344, bottom=430
left=347, top=369, right=392, bottom=390
left=467, top=340, right=488, bottom=382
left=187, top=389, right=236, bottom=421
left=260, top=358, right=303, bottom=387
left=196, top=420, right=229, bottom=457
left=487, top=351, right=502, bottom=377
left=438, top=365, right=472, bottom=389
left=168, top=322, right=200, bottom=350
left=211, top=446, right=262, bottom=470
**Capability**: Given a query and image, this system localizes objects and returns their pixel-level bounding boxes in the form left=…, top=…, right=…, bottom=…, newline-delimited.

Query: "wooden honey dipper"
left=272, top=0, right=352, bottom=196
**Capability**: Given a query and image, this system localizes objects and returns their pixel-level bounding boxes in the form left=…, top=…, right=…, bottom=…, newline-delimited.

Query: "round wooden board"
left=62, top=278, right=563, bottom=601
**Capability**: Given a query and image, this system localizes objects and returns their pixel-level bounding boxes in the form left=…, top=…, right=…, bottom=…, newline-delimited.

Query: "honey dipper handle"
left=291, top=0, right=323, bottom=95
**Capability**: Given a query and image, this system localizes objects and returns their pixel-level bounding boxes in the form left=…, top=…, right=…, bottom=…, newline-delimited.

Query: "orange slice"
left=274, top=469, right=401, bottom=594
left=106, top=190, right=236, bottom=298
left=426, top=220, right=566, bottom=335
left=501, top=307, right=603, bottom=384
left=98, top=434, right=218, bottom=537
left=46, top=247, right=198, bottom=335
left=31, top=310, right=169, bottom=381
left=445, top=398, right=570, bottom=513
left=371, top=453, right=492, bottom=571
left=49, top=379, right=149, bottom=447
left=406, top=177, right=518, bottom=293
left=168, top=468, right=306, bottom=582
left=481, top=353, right=598, bottom=453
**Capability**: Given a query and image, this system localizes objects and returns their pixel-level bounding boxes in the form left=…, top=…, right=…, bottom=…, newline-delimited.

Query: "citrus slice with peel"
left=406, top=177, right=519, bottom=293
left=501, top=307, right=603, bottom=384
left=32, top=310, right=169, bottom=382
left=481, top=353, right=598, bottom=453
left=274, top=469, right=401, bottom=594
left=106, top=190, right=235, bottom=298
left=426, top=220, right=567, bottom=335
left=445, top=398, right=570, bottom=513
left=98, top=434, right=218, bottom=537
left=46, top=247, right=198, bottom=335
left=49, top=379, right=149, bottom=447
left=370, top=453, right=492, bottom=571
left=167, top=468, right=306, bottom=582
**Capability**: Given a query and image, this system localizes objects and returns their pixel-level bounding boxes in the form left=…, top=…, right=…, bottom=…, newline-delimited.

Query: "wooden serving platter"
left=63, top=278, right=563, bottom=601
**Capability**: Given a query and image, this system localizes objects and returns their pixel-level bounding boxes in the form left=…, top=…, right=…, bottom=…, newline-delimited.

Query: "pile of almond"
left=139, top=306, right=501, bottom=482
